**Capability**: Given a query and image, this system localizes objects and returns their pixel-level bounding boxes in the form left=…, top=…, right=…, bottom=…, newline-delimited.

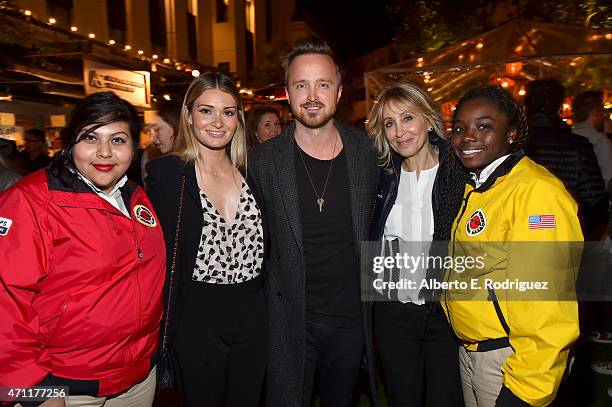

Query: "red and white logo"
left=466, top=208, right=486, bottom=236
left=133, top=205, right=157, bottom=227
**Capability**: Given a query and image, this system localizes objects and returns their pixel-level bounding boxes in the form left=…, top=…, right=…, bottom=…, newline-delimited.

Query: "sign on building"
left=83, top=59, right=151, bottom=108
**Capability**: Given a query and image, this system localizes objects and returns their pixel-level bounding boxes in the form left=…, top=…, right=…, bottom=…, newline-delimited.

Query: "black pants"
left=302, top=319, right=365, bottom=407
left=374, top=301, right=463, bottom=407
left=173, top=276, right=267, bottom=407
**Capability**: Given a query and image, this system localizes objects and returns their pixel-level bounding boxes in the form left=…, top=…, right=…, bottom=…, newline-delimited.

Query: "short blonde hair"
left=174, top=71, right=247, bottom=168
left=366, top=82, right=444, bottom=169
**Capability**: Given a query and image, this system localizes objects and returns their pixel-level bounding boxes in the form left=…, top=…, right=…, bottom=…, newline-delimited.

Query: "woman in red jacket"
left=0, top=92, right=166, bottom=407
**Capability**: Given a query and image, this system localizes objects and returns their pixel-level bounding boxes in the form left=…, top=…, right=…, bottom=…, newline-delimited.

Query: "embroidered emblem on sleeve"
left=466, top=209, right=486, bottom=236
left=0, top=217, right=13, bottom=236
left=133, top=205, right=157, bottom=227
left=528, top=214, right=556, bottom=230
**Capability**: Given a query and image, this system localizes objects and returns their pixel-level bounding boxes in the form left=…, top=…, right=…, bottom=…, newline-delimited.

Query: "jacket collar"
left=46, top=166, right=139, bottom=213
left=469, top=150, right=525, bottom=192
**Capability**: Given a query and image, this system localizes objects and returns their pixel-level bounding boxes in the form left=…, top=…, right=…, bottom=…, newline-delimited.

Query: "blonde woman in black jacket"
left=367, top=82, right=463, bottom=407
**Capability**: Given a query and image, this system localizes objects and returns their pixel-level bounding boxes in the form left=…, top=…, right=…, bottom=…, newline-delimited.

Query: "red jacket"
left=0, top=169, right=165, bottom=396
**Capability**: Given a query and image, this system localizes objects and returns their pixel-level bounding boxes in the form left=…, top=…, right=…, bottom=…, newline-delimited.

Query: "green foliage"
left=249, top=42, right=290, bottom=87
left=387, top=0, right=611, bottom=59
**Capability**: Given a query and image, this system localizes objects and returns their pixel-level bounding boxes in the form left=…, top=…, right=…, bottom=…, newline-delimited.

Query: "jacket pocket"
left=41, top=295, right=71, bottom=347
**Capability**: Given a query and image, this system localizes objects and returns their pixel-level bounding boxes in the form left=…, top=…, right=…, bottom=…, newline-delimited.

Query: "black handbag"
left=156, top=175, right=186, bottom=389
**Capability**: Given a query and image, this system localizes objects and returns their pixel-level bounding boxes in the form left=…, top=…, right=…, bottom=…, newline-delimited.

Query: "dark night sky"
left=296, top=0, right=395, bottom=62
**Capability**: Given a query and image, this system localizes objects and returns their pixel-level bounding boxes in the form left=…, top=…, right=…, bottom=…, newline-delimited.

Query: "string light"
left=163, top=94, right=171, bottom=101
left=17, top=11, right=201, bottom=81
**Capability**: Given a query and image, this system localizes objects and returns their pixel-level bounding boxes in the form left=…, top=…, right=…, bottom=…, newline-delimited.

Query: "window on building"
left=149, top=0, right=167, bottom=48
left=265, top=0, right=272, bottom=42
left=216, top=0, right=228, bottom=23
left=107, top=0, right=127, bottom=43
left=46, top=0, right=72, bottom=29
left=187, top=12, right=197, bottom=61
left=245, top=29, right=253, bottom=75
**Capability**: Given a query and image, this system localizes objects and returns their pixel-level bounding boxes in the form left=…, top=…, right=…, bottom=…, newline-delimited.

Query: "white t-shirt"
left=383, top=163, right=438, bottom=304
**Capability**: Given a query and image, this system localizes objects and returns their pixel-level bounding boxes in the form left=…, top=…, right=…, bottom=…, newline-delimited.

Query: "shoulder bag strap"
left=160, top=175, right=186, bottom=350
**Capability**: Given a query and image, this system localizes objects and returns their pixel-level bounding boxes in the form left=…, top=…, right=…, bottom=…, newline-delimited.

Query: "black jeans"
left=174, top=276, right=267, bottom=407
left=374, top=301, right=463, bottom=407
left=302, top=319, right=365, bottom=407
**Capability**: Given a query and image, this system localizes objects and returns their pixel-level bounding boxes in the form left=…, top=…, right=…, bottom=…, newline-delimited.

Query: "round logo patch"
left=466, top=208, right=486, bottom=236
left=133, top=205, right=157, bottom=227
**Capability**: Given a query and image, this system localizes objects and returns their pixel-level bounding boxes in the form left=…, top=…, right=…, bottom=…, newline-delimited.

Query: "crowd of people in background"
left=0, top=36, right=610, bottom=407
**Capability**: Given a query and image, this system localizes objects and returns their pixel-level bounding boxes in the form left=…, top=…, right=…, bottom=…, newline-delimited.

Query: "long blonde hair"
left=174, top=71, right=247, bottom=168
left=366, top=82, right=444, bottom=170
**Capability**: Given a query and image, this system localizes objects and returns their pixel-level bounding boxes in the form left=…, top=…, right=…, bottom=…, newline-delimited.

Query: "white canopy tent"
left=364, top=20, right=612, bottom=116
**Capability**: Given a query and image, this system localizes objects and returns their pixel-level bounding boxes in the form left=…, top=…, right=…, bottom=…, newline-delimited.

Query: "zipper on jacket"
left=444, top=188, right=475, bottom=339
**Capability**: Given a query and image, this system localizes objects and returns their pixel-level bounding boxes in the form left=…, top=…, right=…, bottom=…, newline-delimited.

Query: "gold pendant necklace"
left=297, top=134, right=338, bottom=213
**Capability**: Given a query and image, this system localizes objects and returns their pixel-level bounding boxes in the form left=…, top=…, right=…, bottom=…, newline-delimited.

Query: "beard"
left=293, top=102, right=336, bottom=129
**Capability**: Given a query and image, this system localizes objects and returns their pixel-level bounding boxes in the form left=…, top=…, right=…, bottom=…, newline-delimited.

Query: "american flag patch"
left=528, top=214, right=556, bottom=230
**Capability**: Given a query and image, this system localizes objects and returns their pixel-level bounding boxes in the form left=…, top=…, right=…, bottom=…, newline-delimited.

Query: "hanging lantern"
left=505, top=62, right=523, bottom=77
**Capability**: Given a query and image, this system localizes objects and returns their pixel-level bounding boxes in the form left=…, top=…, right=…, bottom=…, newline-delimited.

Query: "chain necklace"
left=297, top=134, right=338, bottom=213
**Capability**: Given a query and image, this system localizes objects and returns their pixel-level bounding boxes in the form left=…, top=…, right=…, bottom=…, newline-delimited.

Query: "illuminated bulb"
left=108, top=39, right=115, bottom=45
left=163, top=94, right=171, bottom=101
left=191, top=70, right=200, bottom=77
left=124, top=45, right=131, bottom=50
left=24, top=10, right=32, bottom=16
left=152, top=54, right=158, bottom=59
left=563, top=103, right=570, bottom=109
left=70, top=26, right=78, bottom=31
left=427, top=87, right=433, bottom=92
left=138, top=50, right=144, bottom=55
left=476, top=42, right=484, bottom=49
left=88, top=33, right=96, bottom=39
left=518, top=89, right=526, bottom=96
left=163, top=58, right=171, bottom=63
left=501, top=81, right=509, bottom=88
left=48, top=18, right=56, bottom=24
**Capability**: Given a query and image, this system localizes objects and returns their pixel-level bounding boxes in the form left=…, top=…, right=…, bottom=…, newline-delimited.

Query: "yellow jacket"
left=442, top=153, right=582, bottom=406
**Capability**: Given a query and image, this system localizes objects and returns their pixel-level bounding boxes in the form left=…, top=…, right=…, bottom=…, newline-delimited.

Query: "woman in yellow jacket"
left=435, top=86, right=582, bottom=407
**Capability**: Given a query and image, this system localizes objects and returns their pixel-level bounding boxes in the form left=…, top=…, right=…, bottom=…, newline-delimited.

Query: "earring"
left=428, top=127, right=433, bottom=132
left=188, top=117, right=193, bottom=126
left=508, top=139, right=514, bottom=144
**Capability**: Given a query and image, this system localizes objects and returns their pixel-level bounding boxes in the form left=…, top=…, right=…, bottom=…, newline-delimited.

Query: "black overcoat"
left=248, top=120, right=380, bottom=407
